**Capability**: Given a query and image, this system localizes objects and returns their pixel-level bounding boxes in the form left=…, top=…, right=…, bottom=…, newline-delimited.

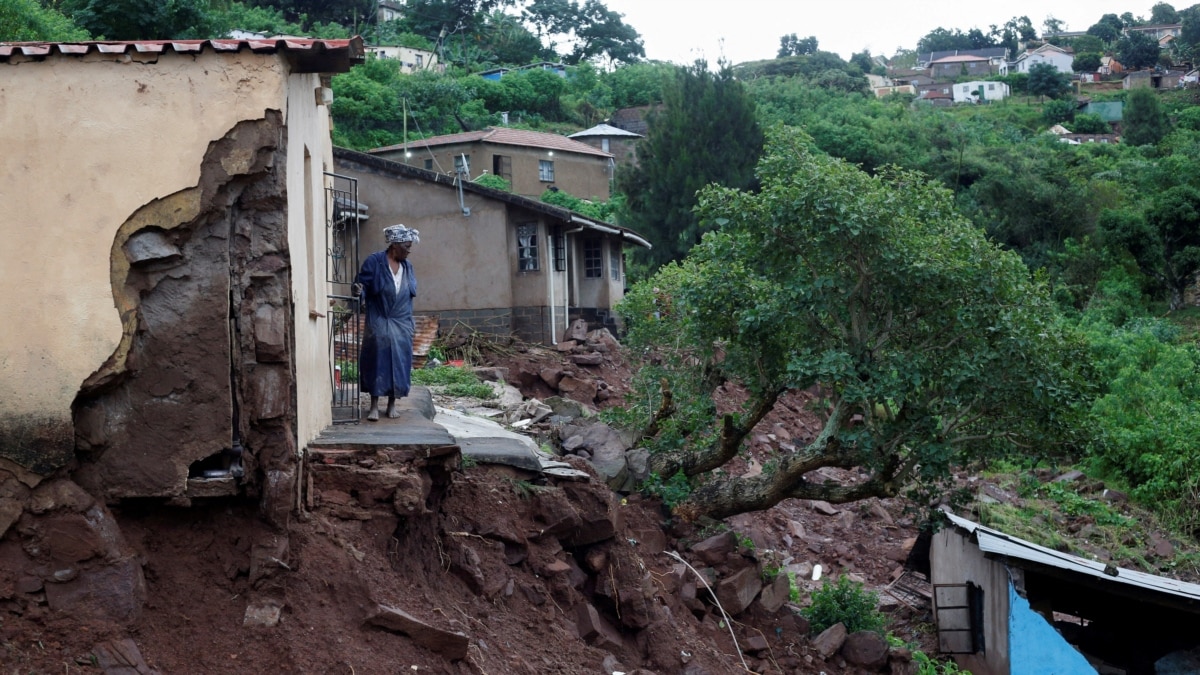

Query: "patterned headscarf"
left=384, top=224, right=420, bottom=245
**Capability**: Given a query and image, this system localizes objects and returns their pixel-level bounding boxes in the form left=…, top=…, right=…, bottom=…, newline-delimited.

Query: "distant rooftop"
left=568, top=123, right=642, bottom=139
left=370, top=127, right=613, bottom=159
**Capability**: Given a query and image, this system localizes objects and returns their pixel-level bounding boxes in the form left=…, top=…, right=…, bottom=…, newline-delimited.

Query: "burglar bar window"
left=552, top=228, right=566, bottom=271
left=584, top=238, right=602, bottom=278
left=517, top=223, right=539, bottom=271
left=609, top=241, right=621, bottom=280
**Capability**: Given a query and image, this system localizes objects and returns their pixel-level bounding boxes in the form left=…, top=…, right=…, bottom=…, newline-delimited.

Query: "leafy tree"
left=1073, top=52, right=1102, bottom=72
left=1150, top=2, right=1180, bottom=24
left=1098, top=188, right=1200, bottom=310
left=1069, top=34, right=1105, bottom=54
left=245, top=0, right=373, bottom=29
left=1118, top=30, right=1162, bottom=69
left=1043, top=15, right=1065, bottom=37
left=1181, top=4, right=1200, bottom=49
left=212, top=1, right=304, bottom=36
left=523, top=0, right=643, bottom=65
left=849, top=50, right=875, bottom=75
left=1072, top=113, right=1111, bottom=134
left=616, top=127, right=1089, bottom=520
left=61, top=0, right=219, bottom=39
left=1084, top=317, right=1200, bottom=532
left=917, top=27, right=979, bottom=53
left=1123, top=87, right=1168, bottom=146
left=1028, top=62, right=1072, bottom=100
left=615, top=60, right=763, bottom=271
left=1086, top=21, right=1120, bottom=44
left=777, top=33, right=818, bottom=57
left=473, top=10, right=548, bottom=65
left=1042, top=98, right=1075, bottom=125
left=602, top=60, right=672, bottom=108
left=0, top=0, right=89, bottom=40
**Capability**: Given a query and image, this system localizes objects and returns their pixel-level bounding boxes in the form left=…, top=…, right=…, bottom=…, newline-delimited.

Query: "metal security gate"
left=325, top=172, right=365, bottom=423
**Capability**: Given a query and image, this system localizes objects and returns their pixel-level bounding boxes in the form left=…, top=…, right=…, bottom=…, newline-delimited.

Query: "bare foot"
left=366, top=407, right=379, bottom=421
left=386, top=404, right=400, bottom=418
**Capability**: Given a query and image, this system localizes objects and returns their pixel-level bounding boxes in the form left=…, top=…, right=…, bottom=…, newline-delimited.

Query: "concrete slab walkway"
left=309, top=387, right=588, bottom=479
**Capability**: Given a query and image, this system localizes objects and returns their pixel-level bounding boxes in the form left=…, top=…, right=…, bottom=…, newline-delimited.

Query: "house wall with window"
left=930, top=57, right=996, bottom=80
left=931, top=524, right=1011, bottom=675
left=952, top=81, right=1010, bottom=104
left=377, top=141, right=612, bottom=201
left=335, top=149, right=645, bottom=344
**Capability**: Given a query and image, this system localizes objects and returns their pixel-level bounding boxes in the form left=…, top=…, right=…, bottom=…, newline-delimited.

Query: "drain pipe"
left=548, top=228, right=556, bottom=345
left=564, top=227, right=584, bottom=334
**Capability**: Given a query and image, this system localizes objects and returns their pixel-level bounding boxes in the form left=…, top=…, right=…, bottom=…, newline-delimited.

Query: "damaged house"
left=0, top=37, right=362, bottom=615
left=932, top=510, right=1200, bottom=674
left=332, top=148, right=651, bottom=344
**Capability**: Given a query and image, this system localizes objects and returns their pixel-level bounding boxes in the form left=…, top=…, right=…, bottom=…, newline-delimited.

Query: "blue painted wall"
left=1008, top=582, right=1097, bottom=674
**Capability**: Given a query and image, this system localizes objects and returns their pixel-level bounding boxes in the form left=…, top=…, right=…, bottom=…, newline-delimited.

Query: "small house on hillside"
left=369, top=127, right=614, bottom=201
left=932, top=510, right=1200, bottom=674
left=333, top=148, right=650, bottom=343
left=953, top=81, right=1010, bottom=104
left=0, top=38, right=361, bottom=510
left=1003, top=43, right=1074, bottom=76
left=365, top=45, right=441, bottom=73
left=569, top=123, right=643, bottom=170
left=918, top=47, right=1008, bottom=70
left=1123, top=70, right=1182, bottom=89
left=477, top=61, right=567, bottom=81
left=1123, top=23, right=1182, bottom=40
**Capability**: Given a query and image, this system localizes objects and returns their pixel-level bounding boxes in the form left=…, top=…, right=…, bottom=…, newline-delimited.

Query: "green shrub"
left=473, top=174, right=511, bottom=192
left=913, top=650, right=971, bottom=674
left=802, top=575, right=887, bottom=635
left=639, top=470, right=691, bottom=507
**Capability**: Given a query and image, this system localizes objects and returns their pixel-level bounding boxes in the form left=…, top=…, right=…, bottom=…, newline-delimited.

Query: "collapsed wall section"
left=71, top=114, right=299, bottom=522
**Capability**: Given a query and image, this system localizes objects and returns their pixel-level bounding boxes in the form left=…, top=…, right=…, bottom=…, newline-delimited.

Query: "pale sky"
left=599, top=1, right=1165, bottom=64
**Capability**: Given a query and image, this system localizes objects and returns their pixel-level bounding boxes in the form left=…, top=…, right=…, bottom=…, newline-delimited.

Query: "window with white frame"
left=609, top=241, right=621, bottom=280
left=517, top=224, right=539, bottom=271
left=583, top=238, right=602, bottom=278
left=539, top=159, right=555, bottom=182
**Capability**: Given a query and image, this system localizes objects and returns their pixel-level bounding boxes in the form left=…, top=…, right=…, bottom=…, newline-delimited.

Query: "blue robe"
left=356, top=251, right=417, bottom=398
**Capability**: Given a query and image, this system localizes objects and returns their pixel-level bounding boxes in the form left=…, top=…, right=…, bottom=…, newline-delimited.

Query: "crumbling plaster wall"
left=0, top=50, right=289, bottom=475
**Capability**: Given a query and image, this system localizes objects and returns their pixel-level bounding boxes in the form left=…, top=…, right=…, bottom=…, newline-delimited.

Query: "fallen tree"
left=616, top=126, right=1091, bottom=520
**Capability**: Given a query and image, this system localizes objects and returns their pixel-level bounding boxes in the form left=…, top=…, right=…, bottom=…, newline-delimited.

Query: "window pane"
left=517, top=223, right=539, bottom=271
left=610, top=242, right=621, bottom=280
left=584, top=238, right=602, bottom=278
left=539, top=160, right=555, bottom=182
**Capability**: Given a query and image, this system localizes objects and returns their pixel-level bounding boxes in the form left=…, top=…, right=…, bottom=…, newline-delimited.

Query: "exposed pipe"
left=548, top=225, right=556, bottom=345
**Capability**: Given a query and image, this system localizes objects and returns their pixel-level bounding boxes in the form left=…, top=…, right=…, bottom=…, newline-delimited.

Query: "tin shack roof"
left=0, top=37, right=364, bottom=72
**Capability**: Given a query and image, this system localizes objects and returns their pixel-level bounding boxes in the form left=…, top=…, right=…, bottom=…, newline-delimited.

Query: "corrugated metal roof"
left=943, top=509, right=1200, bottom=603
left=568, top=123, right=643, bottom=139
left=0, top=38, right=363, bottom=71
left=370, top=127, right=614, bottom=159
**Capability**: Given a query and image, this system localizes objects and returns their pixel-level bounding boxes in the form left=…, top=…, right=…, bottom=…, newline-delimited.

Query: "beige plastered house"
left=0, top=38, right=362, bottom=516
left=333, top=148, right=650, bottom=344
left=369, top=127, right=615, bottom=200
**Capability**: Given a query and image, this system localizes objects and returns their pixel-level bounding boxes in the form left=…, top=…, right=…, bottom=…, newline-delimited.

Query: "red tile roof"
left=370, top=127, right=614, bottom=159
left=0, top=38, right=363, bottom=71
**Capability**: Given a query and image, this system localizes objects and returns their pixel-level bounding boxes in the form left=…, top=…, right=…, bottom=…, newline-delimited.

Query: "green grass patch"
left=411, top=366, right=496, bottom=399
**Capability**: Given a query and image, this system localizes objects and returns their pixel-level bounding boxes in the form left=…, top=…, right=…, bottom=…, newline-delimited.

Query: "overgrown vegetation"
left=411, top=365, right=496, bottom=399
left=802, top=575, right=887, bottom=635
